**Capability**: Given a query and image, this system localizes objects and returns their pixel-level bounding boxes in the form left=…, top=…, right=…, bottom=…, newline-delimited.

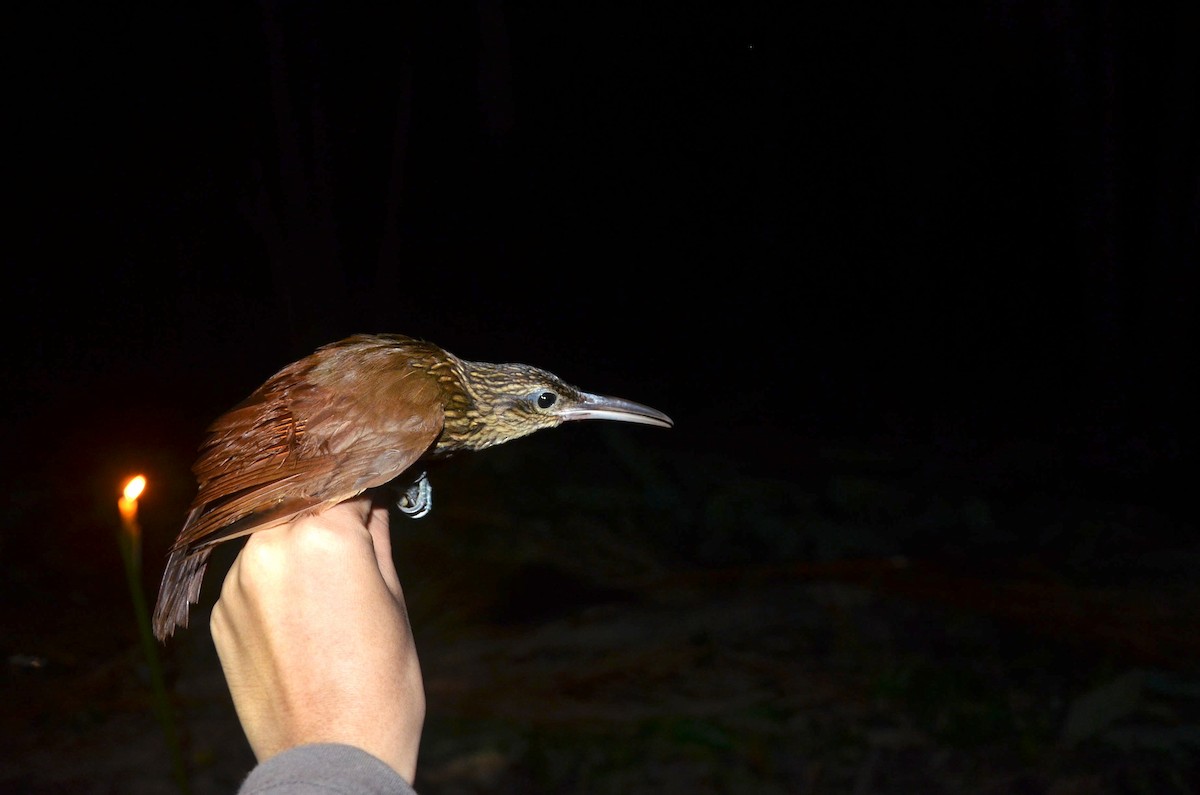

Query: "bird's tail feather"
left=152, top=546, right=213, bottom=642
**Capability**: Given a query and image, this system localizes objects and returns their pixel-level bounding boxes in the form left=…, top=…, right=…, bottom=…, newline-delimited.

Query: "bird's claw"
left=396, top=471, right=432, bottom=518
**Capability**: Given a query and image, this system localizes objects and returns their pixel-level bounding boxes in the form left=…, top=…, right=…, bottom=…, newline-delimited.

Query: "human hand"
left=210, top=497, right=425, bottom=784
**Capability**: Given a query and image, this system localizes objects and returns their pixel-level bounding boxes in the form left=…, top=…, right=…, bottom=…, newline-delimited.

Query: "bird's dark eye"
left=537, top=391, right=557, bottom=409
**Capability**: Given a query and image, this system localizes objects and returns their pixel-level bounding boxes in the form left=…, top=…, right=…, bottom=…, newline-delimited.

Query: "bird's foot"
left=396, top=471, right=432, bottom=518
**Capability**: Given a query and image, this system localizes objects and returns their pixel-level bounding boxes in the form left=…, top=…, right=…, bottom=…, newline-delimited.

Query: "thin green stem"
left=119, top=528, right=190, bottom=794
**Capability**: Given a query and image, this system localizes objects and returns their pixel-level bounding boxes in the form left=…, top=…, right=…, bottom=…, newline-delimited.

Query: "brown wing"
left=174, top=336, right=447, bottom=551
left=152, top=335, right=448, bottom=639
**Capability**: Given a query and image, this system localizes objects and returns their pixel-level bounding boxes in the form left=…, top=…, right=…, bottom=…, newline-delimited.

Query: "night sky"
left=3, top=2, right=1198, bottom=791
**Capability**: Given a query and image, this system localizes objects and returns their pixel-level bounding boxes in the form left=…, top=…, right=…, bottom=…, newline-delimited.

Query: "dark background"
left=3, top=2, right=1197, bottom=793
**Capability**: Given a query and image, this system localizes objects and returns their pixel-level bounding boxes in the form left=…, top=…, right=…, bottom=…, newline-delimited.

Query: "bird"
left=151, top=333, right=672, bottom=641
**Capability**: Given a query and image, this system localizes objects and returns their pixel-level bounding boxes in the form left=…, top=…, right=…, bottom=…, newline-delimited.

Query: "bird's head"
left=438, top=361, right=673, bottom=452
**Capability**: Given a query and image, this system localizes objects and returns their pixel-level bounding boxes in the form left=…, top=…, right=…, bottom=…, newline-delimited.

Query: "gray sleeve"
left=238, top=743, right=418, bottom=794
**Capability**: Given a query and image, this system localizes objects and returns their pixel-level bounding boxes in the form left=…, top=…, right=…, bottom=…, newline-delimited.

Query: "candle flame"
left=124, top=475, right=147, bottom=502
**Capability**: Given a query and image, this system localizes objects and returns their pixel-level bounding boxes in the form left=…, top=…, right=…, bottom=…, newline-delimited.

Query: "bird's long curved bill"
left=561, top=392, right=674, bottom=427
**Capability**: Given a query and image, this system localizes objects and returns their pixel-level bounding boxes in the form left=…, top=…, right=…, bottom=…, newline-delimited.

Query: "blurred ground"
left=2, top=427, right=1198, bottom=794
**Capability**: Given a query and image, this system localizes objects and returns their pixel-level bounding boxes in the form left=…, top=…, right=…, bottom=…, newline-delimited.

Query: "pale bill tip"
left=561, top=393, right=674, bottom=428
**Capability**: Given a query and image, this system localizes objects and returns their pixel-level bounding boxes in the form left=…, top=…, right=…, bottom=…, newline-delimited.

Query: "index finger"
left=366, top=499, right=403, bottom=599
